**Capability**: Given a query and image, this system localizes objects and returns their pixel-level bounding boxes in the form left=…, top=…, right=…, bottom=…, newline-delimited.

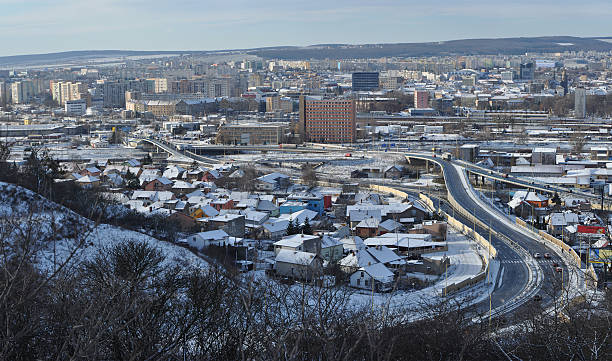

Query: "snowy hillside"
left=0, top=182, right=207, bottom=272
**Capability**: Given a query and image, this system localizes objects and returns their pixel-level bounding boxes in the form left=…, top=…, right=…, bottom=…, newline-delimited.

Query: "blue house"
left=279, top=200, right=307, bottom=215
left=288, top=193, right=325, bottom=215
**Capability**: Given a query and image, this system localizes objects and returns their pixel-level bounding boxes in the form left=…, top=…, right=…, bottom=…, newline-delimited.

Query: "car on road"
left=555, top=266, right=563, bottom=273
left=533, top=295, right=542, bottom=302
left=544, top=253, right=551, bottom=259
left=552, top=262, right=559, bottom=267
left=534, top=253, right=541, bottom=259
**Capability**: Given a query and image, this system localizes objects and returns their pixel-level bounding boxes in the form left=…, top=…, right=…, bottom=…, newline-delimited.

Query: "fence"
left=516, top=217, right=598, bottom=287
left=418, top=193, right=436, bottom=212
left=368, top=184, right=409, bottom=199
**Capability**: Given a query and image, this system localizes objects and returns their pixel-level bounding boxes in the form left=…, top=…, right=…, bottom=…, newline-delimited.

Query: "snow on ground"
left=0, top=182, right=208, bottom=272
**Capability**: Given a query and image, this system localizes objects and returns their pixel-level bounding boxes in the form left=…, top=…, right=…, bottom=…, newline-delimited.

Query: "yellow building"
left=217, top=122, right=288, bottom=145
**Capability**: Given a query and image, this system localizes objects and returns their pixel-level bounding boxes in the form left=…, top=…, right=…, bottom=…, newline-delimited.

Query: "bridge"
left=136, top=137, right=221, bottom=168
left=405, top=152, right=589, bottom=317
left=132, top=137, right=591, bottom=318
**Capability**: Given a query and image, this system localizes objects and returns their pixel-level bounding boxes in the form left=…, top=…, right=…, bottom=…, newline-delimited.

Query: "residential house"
left=76, top=175, right=100, bottom=188
left=262, top=219, right=289, bottom=240
left=364, top=233, right=444, bottom=255
left=202, top=169, right=221, bottom=182
left=339, top=236, right=365, bottom=253
left=163, top=165, right=186, bottom=179
left=273, top=234, right=321, bottom=255
left=547, top=212, right=579, bottom=236
left=339, top=248, right=378, bottom=274
left=257, top=199, right=279, bottom=216
left=383, top=165, right=404, bottom=179
left=144, top=177, right=173, bottom=191
left=378, top=219, right=404, bottom=234
left=274, top=250, right=322, bottom=281
left=279, top=201, right=307, bottom=214
left=287, top=193, right=325, bottom=214
left=185, top=229, right=230, bottom=250
left=243, top=210, right=269, bottom=226
left=80, top=166, right=101, bottom=177
left=256, top=172, right=290, bottom=191
left=210, top=198, right=235, bottom=211
left=320, top=235, right=344, bottom=262
left=167, top=211, right=198, bottom=231
left=349, top=209, right=382, bottom=228
left=349, top=263, right=394, bottom=292
left=172, top=180, right=196, bottom=195
left=356, top=217, right=380, bottom=238
left=210, top=214, right=245, bottom=237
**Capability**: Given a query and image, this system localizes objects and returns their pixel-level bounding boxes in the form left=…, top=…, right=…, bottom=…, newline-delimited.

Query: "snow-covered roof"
left=76, top=175, right=99, bottom=183
left=280, top=209, right=318, bottom=226
left=275, top=250, right=317, bottom=265
left=367, top=246, right=401, bottom=264
left=339, top=249, right=377, bottom=268
left=361, top=263, right=394, bottom=281
left=172, top=180, right=195, bottom=189
left=195, top=229, right=229, bottom=241
left=132, top=190, right=174, bottom=202
left=379, top=219, right=403, bottom=232
left=346, top=203, right=412, bottom=217
left=154, top=176, right=173, bottom=185
left=364, top=233, right=435, bottom=248
left=321, top=235, right=342, bottom=249
left=263, top=219, right=289, bottom=233
left=243, top=210, right=268, bottom=223
left=258, top=172, right=290, bottom=184
left=186, top=190, right=206, bottom=198
left=210, top=214, right=244, bottom=222
left=275, top=234, right=318, bottom=248
left=549, top=213, right=567, bottom=226
left=350, top=209, right=382, bottom=223
left=257, top=199, right=278, bottom=212
left=339, top=235, right=365, bottom=252
left=356, top=217, right=380, bottom=229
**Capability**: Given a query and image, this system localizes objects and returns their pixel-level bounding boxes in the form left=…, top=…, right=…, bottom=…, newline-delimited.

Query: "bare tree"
left=571, top=132, right=587, bottom=155
left=301, top=163, right=318, bottom=188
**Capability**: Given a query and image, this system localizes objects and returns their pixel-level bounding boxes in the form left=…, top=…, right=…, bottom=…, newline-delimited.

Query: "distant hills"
left=250, top=36, right=612, bottom=60
left=1, top=36, right=611, bottom=67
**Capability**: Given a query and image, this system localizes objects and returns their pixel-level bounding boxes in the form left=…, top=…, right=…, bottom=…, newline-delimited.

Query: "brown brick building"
left=299, top=96, right=356, bottom=143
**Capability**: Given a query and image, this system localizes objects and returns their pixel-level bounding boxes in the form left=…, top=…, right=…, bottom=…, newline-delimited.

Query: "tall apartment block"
left=575, top=87, right=586, bottom=118
left=351, top=72, right=379, bottom=91
left=414, top=89, right=429, bottom=109
left=50, top=81, right=88, bottom=106
left=299, top=96, right=356, bottom=143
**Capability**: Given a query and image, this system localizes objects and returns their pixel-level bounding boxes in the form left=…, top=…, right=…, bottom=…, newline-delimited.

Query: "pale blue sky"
left=0, top=0, right=610, bottom=56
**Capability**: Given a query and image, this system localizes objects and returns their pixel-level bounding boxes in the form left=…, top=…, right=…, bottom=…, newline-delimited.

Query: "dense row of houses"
left=61, top=157, right=451, bottom=291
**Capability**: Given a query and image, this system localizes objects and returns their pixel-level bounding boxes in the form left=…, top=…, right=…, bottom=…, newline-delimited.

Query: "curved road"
left=407, top=155, right=571, bottom=318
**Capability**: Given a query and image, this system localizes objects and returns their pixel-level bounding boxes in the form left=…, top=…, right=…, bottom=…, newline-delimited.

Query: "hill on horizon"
left=1, top=36, right=611, bottom=67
